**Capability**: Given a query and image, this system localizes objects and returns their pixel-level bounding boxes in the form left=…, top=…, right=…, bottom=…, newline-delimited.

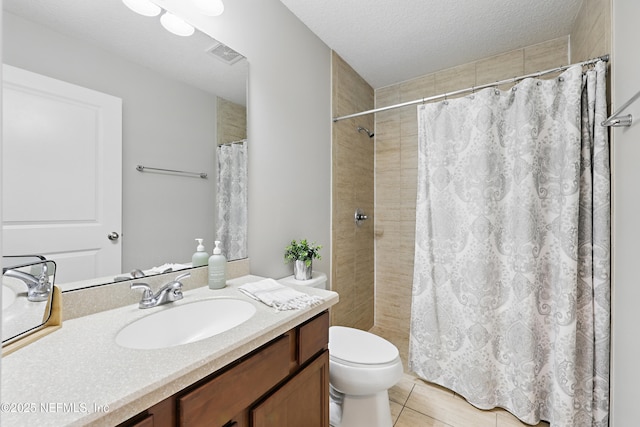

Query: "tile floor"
left=388, top=374, right=550, bottom=427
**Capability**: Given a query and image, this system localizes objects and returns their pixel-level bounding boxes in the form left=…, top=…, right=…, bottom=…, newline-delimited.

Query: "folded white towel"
left=238, top=278, right=323, bottom=311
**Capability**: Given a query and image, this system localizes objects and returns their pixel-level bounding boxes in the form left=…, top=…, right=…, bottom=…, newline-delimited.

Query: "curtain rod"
left=333, top=54, right=610, bottom=123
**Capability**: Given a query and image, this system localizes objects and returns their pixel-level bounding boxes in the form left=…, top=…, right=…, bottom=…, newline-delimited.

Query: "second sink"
left=116, top=298, right=257, bottom=350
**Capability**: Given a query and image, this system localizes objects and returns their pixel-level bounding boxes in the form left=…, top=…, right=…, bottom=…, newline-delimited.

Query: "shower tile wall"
left=373, top=37, right=571, bottom=366
left=216, top=97, right=247, bottom=145
left=331, top=52, right=375, bottom=329
left=570, top=0, right=612, bottom=111
left=570, top=0, right=611, bottom=63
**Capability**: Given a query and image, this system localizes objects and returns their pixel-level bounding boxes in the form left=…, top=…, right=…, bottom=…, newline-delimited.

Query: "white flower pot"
left=293, top=260, right=312, bottom=280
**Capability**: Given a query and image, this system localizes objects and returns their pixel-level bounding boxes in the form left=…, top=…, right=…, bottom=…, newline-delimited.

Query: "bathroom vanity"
left=1, top=274, right=338, bottom=426
left=122, top=311, right=329, bottom=427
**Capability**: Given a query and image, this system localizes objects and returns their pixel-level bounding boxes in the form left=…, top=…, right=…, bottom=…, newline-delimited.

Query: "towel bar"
left=602, top=90, right=640, bottom=127
left=136, top=165, right=207, bottom=179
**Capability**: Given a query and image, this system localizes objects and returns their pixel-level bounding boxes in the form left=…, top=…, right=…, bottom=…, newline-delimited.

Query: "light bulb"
left=160, top=12, right=195, bottom=37
left=193, top=0, right=225, bottom=16
left=122, top=0, right=161, bottom=17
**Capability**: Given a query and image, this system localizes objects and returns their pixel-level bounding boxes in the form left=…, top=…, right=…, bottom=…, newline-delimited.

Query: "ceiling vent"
left=206, top=41, right=245, bottom=65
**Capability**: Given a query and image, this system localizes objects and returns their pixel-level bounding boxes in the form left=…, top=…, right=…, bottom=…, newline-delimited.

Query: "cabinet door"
left=178, top=335, right=290, bottom=426
left=251, top=350, right=329, bottom=427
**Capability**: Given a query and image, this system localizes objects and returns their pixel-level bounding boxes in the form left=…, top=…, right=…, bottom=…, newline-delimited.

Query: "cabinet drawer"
left=298, top=311, right=329, bottom=365
left=178, top=335, right=290, bottom=427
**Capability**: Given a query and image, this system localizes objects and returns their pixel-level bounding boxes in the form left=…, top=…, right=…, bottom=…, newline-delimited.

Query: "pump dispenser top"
left=192, top=238, right=209, bottom=267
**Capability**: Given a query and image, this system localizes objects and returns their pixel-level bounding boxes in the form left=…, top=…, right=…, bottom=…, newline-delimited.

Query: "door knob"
left=108, top=231, right=120, bottom=241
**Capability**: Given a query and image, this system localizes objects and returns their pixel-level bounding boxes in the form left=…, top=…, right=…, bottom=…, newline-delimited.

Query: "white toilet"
left=328, top=326, right=403, bottom=427
left=278, top=272, right=404, bottom=427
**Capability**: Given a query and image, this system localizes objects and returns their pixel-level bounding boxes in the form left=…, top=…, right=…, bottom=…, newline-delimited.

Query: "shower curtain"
left=216, top=141, right=248, bottom=260
left=409, top=61, right=609, bottom=426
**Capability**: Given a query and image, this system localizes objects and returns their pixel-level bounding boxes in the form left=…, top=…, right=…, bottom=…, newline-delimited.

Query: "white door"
left=2, top=65, right=122, bottom=284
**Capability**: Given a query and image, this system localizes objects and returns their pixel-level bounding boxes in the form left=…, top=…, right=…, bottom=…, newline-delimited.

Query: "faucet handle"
left=169, top=273, right=190, bottom=295
left=167, top=273, right=189, bottom=300
left=131, top=282, right=152, bottom=299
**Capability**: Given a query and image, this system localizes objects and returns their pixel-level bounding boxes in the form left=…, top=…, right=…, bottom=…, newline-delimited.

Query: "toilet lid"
left=329, top=326, right=399, bottom=365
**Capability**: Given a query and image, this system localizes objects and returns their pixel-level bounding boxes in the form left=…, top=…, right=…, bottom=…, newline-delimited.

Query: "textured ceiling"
left=4, top=1, right=585, bottom=100
left=279, top=0, right=584, bottom=89
left=3, top=0, right=248, bottom=105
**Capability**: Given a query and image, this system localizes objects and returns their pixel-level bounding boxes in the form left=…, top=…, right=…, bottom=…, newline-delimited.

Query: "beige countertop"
left=1, top=275, right=338, bottom=426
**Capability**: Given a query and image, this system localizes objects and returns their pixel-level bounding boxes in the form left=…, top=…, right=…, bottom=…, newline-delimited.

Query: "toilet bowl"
left=277, top=272, right=402, bottom=426
left=329, top=326, right=403, bottom=427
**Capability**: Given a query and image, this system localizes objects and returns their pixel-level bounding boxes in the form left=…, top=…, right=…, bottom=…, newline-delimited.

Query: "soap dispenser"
left=208, top=240, right=227, bottom=289
left=192, top=238, right=209, bottom=267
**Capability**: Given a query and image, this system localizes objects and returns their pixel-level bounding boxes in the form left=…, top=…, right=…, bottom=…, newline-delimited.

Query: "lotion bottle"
left=192, top=238, right=209, bottom=267
left=208, top=240, right=227, bottom=289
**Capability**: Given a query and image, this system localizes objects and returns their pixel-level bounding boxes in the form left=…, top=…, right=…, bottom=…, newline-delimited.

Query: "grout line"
left=397, top=382, right=413, bottom=426
left=393, top=406, right=404, bottom=426
left=403, top=382, right=416, bottom=407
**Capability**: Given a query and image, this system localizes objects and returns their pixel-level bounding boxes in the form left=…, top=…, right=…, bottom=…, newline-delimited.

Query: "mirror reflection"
left=2, top=257, right=56, bottom=344
left=2, top=0, right=248, bottom=290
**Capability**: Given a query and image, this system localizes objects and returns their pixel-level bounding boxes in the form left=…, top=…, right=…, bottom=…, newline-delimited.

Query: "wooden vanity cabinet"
left=119, top=310, right=329, bottom=427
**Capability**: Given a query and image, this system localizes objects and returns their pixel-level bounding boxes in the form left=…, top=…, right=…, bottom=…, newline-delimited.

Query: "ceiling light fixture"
left=122, top=0, right=161, bottom=17
left=123, top=0, right=219, bottom=38
left=160, top=11, right=196, bottom=37
left=193, top=0, right=225, bottom=17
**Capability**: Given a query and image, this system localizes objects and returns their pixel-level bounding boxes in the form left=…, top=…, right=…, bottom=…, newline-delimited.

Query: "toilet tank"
left=278, top=271, right=327, bottom=289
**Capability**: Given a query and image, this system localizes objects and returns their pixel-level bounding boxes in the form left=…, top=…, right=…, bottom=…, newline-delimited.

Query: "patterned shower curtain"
left=216, top=141, right=248, bottom=260
left=409, top=61, right=609, bottom=426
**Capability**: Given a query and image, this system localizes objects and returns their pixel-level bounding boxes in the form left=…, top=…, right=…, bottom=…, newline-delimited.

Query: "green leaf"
left=283, top=238, right=322, bottom=264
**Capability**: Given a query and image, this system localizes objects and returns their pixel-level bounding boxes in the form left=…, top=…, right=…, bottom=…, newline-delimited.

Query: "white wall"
left=164, top=0, right=332, bottom=280
left=611, top=0, right=640, bottom=423
left=2, top=12, right=218, bottom=272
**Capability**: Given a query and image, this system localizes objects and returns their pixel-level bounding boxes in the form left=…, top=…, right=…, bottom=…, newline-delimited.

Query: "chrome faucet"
left=131, top=272, right=190, bottom=309
left=4, top=263, right=52, bottom=302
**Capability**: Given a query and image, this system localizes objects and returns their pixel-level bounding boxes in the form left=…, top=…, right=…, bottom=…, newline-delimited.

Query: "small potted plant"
left=284, top=239, right=322, bottom=280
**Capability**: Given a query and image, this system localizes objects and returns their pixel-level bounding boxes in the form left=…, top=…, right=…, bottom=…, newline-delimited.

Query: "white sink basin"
left=116, top=298, right=257, bottom=350
left=2, top=285, right=16, bottom=310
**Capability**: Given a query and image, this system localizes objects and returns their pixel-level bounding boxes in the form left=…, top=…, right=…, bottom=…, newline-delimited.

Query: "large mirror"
left=2, top=0, right=248, bottom=291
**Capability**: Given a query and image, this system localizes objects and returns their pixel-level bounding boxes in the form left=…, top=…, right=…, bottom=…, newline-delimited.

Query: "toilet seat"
left=329, top=326, right=399, bottom=365
left=330, top=354, right=401, bottom=369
